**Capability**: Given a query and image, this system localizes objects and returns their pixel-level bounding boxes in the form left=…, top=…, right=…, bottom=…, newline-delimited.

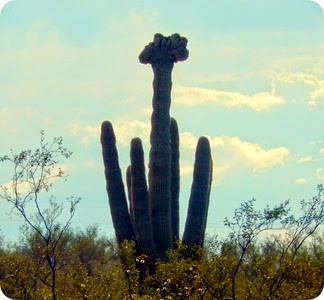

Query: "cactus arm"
left=126, top=165, right=134, bottom=222
left=170, top=117, right=180, bottom=243
left=130, top=138, right=156, bottom=257
left=100, top=121, right=134, bottom=245
left=200, top=157, right=213, bottom=247
left=182, top=137, right=212, bottom=248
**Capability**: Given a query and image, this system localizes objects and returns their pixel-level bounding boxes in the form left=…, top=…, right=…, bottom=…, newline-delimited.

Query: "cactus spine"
left=101, top=33, right=213, bottom=261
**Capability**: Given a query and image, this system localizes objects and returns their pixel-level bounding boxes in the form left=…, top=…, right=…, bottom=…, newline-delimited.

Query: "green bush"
left=1, top=186, right=323, bottom=299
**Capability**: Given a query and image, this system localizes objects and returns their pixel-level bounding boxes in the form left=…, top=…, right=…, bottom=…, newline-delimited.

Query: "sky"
left=0, top=0, right=323, bottom=243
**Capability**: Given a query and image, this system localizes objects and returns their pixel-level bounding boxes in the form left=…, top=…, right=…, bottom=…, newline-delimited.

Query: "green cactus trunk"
left=149, top=64, right=173, bottom=258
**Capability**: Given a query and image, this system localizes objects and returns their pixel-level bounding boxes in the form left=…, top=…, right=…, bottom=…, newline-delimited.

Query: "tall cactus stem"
left=170, top=117, right=180, bottom=243
left=100, top=121, right=134, bottom=245
left=182, top=137, right=212, bottom=248
left=148, top=56, right=173, bottom=258
left=130, top=138, right=157, bottom=257
left=139, top=33, right=189, bottom=259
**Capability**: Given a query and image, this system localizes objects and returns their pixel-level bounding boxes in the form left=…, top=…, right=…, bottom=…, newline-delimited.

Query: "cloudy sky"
left=0, top=0, right=323, bottom=242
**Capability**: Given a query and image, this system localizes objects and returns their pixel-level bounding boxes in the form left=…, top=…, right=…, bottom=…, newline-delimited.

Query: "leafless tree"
left=0, top=131, right=80, bottom=300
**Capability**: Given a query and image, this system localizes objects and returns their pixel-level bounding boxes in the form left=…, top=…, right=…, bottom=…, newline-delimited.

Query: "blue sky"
left=0, top=0, right=323, bottom=242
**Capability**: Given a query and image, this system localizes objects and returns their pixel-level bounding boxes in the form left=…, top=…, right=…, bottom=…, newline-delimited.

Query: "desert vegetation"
left=0, top=34, right=323, bottom=299
left=0, top=131, right=323, bottom=299
left=0, top=185, right=323, bottom=299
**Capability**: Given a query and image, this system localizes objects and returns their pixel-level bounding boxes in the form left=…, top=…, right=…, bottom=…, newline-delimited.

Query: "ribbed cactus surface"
left=130, top=138, right=156, bottom=257
left=101, top=121, right=134, bottom=245
left=182, top=137, right=212, bottom=248
left=170, top=118, right=180, bottom=243
left=100, top=33, right=213, bottom=261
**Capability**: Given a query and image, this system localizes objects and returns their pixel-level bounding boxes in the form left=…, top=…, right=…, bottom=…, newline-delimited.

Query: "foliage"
left=0, top=131, right=78, bottom=232
left=0, top=225, right=121, bottom=299
left=0, top=186, right=323, bottom=299
left=0, top=132, right=80, bottom=300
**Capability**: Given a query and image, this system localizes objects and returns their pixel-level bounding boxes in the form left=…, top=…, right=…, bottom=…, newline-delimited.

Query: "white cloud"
left=271, top=71, right=319, bottom=86
left=139, top=107, right=153, bottom=117
left=175, top=129, right=289, bottom=174
left=212, top=163, right=231, bottom=186
left=296, top=178, right=307, bottom=184
left=180, top=163, right=193, bottom=176
left=295, top=168, right=324, bottom=184
left=213, top=136, right=289, bottom=172
left=68, top=119, right=151, bottom=146
left=270, top=71, right=324, bottom=106
left=69, top=120, right=289, bottom=185
left=297, top=155, right=312, bottom=163
left=1, top=180, right=32, bottom=196
left=310, top=85, right=324, bottom=101
left=173, top=85, right=285, bottom=112
left=180, top=132, right=200, bottom=149
left=198, top=73, right=241, bottom=84
left=179, top=160, right=229, bottom=186
left=316, top=168, right=324, bottom=180
left=269, top=51, right=324, bottom=77
left=69, top=122, right=100, bottom=145
left=113, top=120, right=150, bottom=146
left=1, top=164, right=68, bottom=197
left=179, top=131, right=289, bottom=178
left=320, top=148, right=324, bottom=154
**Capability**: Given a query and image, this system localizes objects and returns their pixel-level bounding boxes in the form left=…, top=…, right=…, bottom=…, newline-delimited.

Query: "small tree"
left=222, top=184, right=324, bottom=299
left=0, top=131, right=80, bottom=300
left=223, top=198, right=290, bottom=298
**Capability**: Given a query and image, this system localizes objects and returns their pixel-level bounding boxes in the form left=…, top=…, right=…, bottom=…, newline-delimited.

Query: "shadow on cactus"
left=100, top=33, right=213, bottom=264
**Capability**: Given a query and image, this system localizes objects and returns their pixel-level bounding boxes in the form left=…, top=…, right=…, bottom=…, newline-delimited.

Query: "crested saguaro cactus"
left=101, top=33, right=213, bottom=260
